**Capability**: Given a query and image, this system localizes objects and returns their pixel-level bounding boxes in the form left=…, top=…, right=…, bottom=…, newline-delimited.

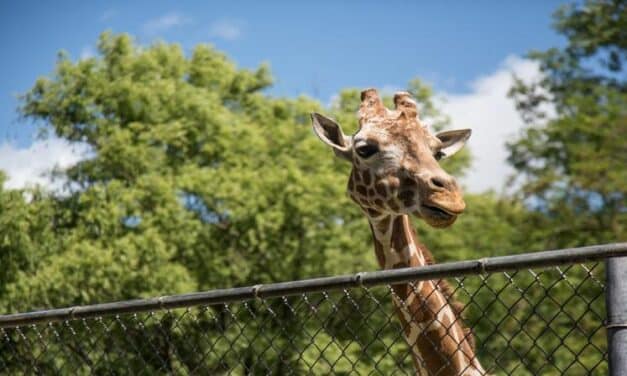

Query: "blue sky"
left=0, top=1, right=566, bottom=191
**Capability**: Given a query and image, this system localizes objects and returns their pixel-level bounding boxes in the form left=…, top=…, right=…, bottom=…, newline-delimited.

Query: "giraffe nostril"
left=430, top=176, right=447, bottom=190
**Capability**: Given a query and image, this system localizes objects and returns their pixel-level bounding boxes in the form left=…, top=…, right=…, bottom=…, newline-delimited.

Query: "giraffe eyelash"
left=355, top=144, right=379, bottom=158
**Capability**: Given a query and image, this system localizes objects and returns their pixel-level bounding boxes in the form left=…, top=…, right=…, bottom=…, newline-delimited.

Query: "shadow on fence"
left=1, top=243, right=626, bottom=375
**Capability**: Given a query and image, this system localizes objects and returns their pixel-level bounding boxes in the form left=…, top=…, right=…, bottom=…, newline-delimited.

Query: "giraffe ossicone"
left=312, top=88, right=487, bottom=375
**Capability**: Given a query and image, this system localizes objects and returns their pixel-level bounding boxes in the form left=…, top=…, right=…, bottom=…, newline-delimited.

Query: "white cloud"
left=142, top=12, right=188, bottom=35
left=437, top=55, right=548, bottom=193
left=0, top=137, right=90, bottom=191
left=79, top=46, right=95, bottom=60
left=209, top=19, right=243, bottom=40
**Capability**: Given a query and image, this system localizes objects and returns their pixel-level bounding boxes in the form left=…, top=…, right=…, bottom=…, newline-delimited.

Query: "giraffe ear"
left=311, top=113, right=353, bottom=161
left=434, top=129, right=471, bottom=159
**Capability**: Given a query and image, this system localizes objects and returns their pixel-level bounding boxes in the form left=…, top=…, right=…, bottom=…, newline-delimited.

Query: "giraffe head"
left=312, top=88, right=471, bottom=228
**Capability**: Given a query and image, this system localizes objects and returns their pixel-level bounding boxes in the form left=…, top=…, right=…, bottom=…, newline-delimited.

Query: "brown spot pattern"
left=362, top=170, right=372, bottom=185
left=398, top=190, right=414, bottom=201
left=356, top=185, right=367, bottom=196
left=366, top=208, right=380, bottom=217
left=375, top=181, right=388, bottom=196
left=376, top=216, right=390, bottom=233
left=354, top=171, right=362, bottom=183
left=387, top=200, right=399, bottom=211
left=402, top=177, right=417, bottom=189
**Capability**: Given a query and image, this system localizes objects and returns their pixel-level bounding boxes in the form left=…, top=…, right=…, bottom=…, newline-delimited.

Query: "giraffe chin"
left=424, top=215, right=458, bottom=228
left=414, top=206, right=458, bottom=228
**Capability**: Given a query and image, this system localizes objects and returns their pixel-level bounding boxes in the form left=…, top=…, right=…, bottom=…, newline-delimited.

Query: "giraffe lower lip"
left=421, top=205, right=454, bottom=219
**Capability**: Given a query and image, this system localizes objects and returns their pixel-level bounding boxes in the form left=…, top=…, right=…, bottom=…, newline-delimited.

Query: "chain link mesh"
left=0, top=263, right=607, bottom=375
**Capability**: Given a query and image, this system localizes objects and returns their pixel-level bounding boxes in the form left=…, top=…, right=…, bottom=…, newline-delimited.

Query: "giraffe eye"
left=434, top=151, right=445, bottom=161
left=355, top=144, right=379, bottom=158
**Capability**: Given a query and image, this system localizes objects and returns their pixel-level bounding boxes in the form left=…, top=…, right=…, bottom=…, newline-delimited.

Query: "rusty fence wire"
left=1, top=243, right=627, bottom=375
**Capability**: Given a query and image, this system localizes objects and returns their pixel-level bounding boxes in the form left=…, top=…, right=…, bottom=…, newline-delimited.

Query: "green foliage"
left=0, top=177, right=59, bottom=301
left=508, top=0, right=626, bottom=248
left=6, top=33, right=379, bottom=314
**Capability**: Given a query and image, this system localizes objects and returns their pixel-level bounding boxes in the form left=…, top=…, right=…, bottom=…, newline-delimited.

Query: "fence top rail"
left=1, top=242, right=626, bottom=329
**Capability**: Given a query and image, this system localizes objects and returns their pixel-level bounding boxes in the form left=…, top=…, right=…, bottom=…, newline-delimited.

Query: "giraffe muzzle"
left=415, top=200, right=465, bottom=228
left=421, top=204, right=456, bottom=219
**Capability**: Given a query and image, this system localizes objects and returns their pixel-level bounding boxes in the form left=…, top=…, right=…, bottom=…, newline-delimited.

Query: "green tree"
left=494, top=2, right=627, bottom=373
left=8, top=32, right=373, bottom=312
left=2, top=32, right=381, bottom=373
left=508, top=0, right=626, bottom=248
left=0, top=172, right=59, bottom=302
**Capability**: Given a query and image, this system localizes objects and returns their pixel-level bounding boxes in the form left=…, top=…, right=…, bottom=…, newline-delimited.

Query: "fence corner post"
left=606, top=256, right=627, bottom=376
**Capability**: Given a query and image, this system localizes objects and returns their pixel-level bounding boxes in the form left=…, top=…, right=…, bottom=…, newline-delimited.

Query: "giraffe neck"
left=367, top=214, right=486, bottom=376
left=368, top=214, right=427, bottom=270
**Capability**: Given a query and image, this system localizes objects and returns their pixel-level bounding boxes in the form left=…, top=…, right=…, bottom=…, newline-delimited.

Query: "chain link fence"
left=2, top=243, right=626, bottom=375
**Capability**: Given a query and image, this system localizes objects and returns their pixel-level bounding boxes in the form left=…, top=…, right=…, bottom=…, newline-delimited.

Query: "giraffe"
left=311, top=88, right=486, bottom=375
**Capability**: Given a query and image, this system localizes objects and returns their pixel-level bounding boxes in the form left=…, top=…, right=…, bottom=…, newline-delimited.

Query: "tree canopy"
left=509, top=0, right=626, bottom=248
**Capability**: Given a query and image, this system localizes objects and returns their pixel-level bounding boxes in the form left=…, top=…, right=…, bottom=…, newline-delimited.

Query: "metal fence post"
left=606, top=256, right=627, bottom=376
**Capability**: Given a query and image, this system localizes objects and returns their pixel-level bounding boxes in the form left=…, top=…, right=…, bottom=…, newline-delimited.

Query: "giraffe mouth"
left=417, top=204, right=460, bottom=227
left=421, top=205, right=455, bottom=220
